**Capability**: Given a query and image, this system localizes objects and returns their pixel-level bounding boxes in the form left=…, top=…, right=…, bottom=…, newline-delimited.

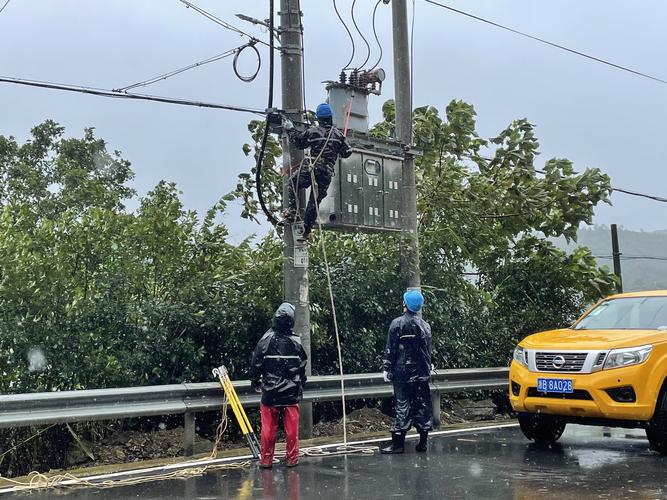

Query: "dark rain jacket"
left=383, top=312, right=432, bottom=383
left=287, top=123, right=352, bottom=168
left=250, top=303, right=308, bottom=406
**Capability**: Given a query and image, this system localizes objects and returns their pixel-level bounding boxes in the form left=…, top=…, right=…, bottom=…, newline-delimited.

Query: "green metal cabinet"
left=318, top=141, right=404, bottom=232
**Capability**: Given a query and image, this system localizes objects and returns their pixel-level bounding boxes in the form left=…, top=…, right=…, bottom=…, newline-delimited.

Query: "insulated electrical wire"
left=232, top=42, right=262, bottom=83
left=114, top=46, right=243, bottom=92
left=351, top=0, right=372, bottom=69
left=0, top=76, right=265, bottom=114
left=333, top=0, right=356, bottom=70
left=0, top=0, right=11, bottom=15
left=611, top=187, right=667, bottom=204
left=534, top=168, right=667, bottom=204
left=254, top=0, right=280, bottom=226
left=177, top=0, right=271, bottom=48
left=422, top=0, right=667, bottom=86
left=595, top=255, right=667, bottom=261
left=368, top=0, right=384, bottom=71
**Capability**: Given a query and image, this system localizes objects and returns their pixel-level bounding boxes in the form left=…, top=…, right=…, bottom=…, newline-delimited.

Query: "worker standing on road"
left=250, top=302, right=308, bottom=468
left=282, top=102, right=352, bottom=241
left=380, top=289, right=434, bottom=454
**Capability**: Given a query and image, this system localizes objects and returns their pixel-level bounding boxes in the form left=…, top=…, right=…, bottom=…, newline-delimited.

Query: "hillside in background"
left=555, top=226, right=667, bottom=292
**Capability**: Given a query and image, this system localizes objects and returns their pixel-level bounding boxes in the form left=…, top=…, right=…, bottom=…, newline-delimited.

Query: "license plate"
left=537, top=378, right=573, bottom=394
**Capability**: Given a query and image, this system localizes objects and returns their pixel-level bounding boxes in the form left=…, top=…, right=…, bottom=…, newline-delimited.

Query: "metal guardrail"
left=0, top=367, right=508, bottom=455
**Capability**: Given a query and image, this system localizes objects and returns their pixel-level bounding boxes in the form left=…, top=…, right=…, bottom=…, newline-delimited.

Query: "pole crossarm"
left=0, top=368, right=509, bottom=429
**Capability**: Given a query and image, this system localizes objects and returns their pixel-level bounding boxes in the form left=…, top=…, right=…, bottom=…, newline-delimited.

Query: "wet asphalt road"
left=3, top=424, right=666, bottom=499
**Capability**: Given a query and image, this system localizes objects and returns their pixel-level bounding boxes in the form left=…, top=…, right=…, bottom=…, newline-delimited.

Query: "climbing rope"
left=297, top=121, right=375, bottom=455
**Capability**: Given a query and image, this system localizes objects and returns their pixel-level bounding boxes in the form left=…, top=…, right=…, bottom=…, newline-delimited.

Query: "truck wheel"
left=646, top=387, right=667, bottom=455
left=518, top=412, right=566, bottom=446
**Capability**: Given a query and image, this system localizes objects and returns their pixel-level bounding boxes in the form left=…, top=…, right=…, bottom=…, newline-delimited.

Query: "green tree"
left=231, top=99, right=616, bottom=372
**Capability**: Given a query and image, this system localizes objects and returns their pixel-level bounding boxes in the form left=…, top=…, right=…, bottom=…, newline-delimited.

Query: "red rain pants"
left=259, top=403, right=300, bottom=465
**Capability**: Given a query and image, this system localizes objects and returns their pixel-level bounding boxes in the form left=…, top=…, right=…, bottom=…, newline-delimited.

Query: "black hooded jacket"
left=287, top=122, right=352, bottom=168
left=382, top=312, right=432, bottom=383
left=250, top=303, right=308, bottom=406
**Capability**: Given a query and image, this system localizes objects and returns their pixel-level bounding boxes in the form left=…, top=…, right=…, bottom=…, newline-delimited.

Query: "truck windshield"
left=574, top=296, right=667, bottom=330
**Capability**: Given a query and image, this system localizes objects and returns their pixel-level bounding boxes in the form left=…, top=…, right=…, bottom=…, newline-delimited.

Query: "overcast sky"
left=1, top=0, right=665, bottom=243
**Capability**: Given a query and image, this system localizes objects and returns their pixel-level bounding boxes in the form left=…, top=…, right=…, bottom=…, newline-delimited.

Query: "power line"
left=333, top=0, right=355, bottom=70
left=177, top=0, right=271, bottom=48
left=368, top=0, right=384, bottom=71
left=611, top=187, right=667, bottom=204
left=0, top=0, right=11, bottom=15
left=351, top=0, right=371, bottom=69
left=422, top=0, right=667, bottom=86
left=0, top=76, right=265, bottom=114
left=114, top=46, right=243, bottom=93
left=595, top=255, right=667, bottom=262
left=532, top=167, right=667, bottom=205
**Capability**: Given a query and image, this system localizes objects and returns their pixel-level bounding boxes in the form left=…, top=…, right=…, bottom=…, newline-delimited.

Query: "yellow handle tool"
left=221, top=370, right=255, bottom=434
left=213, top=366, right=260, bottom=458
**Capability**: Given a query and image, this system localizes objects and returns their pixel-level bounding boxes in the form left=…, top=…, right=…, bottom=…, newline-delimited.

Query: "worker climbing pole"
left=282, top=103, right=353, bottom=242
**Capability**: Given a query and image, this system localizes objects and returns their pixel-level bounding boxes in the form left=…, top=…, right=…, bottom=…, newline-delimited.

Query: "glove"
left=430, top=364, right=436, bottom=375
left=282, top=118, right=294, bottom=131
left=382, top=371, right=391, bottom=383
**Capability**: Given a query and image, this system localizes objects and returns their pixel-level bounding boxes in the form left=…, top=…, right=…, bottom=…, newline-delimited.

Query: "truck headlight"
left=513, top=345, right=528, bottom=367
left=604, top=345, right=652, bottom=370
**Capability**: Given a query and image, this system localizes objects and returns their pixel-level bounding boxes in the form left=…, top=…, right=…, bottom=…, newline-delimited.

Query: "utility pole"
left=279, top=0, right=312, bottom=437
left=611, top=224, right=623, bottom=293
left=391, top=0, right=421, bottom=292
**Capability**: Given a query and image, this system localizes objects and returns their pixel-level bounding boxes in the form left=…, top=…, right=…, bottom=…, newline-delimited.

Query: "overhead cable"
left=422, top=0, right=667, bottom=86
left=333, top=0, right=356, bottom=70
left=114, top=46, right=242, bottom=92
left=232, top=42, right=262, bottom=83
left=254, top=0, right=280, bottom=226
left=611, top=187, right=667, bottom=204
left=177, top=0, right=271, bottom=48
left=0, top=0, right=11, bottom=15
left=532, top=167, right=667, bottom=205
left=0, top=76, right=265, bottom=114
left=351, top=0, right=371, bottom=69
left=368, top=0, right=384, bottom=71
left=595, top=255, right=667, bottom=262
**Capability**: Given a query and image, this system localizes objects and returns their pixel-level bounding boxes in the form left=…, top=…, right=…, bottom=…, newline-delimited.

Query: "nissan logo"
left=552, top=355, right=566, bottom=369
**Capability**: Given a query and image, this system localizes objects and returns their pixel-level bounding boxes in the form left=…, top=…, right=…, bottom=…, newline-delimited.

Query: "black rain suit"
left=250, top=303, right=308, bottom=407
left=383, top=311, right=434, bottom=433
left=286, top=122, right=352, bottom=234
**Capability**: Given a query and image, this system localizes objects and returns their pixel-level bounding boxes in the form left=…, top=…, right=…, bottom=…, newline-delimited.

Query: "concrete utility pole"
left=391, top=0, right=421, bottom=292
left=279, top=0, right=312, bottom=437
left=611, top=224, right=623, bottom=293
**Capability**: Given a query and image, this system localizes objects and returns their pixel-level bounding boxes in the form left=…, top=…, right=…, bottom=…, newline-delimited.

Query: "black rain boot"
left=380, top=432, right=405, bottom=454
left=415, top=431, right=428, bottom=452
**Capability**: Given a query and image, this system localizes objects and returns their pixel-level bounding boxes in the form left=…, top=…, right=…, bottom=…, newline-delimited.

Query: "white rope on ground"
left=0, top=395, right=256, bottom=492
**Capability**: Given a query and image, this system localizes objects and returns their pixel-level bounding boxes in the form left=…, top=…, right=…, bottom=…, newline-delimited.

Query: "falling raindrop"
left=469, top=462, right=482, bottom=478
left=27, top=347, right=47, bottom=372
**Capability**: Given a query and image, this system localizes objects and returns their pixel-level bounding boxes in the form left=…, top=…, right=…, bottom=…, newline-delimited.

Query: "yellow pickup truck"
left=509, top=290, right=667, bottom=453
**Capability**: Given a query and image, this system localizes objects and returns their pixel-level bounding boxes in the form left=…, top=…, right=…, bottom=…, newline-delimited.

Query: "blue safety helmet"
left=403, top=290, right=424, bottom=313
left=316, top=103, right=332, bottom=118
